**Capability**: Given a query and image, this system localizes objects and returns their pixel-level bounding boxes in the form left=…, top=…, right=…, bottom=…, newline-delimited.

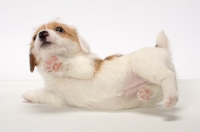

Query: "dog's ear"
left=29, top=42, right=37, bottom=72
left=77, top=33, right=90, bottom=53
left=29, top=53, right=37, bottom=72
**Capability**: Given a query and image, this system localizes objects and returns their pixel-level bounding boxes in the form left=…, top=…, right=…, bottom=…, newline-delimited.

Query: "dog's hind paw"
left=137, top=88, right=152, bottom=101
left=163, top=94, right=178, bottom=108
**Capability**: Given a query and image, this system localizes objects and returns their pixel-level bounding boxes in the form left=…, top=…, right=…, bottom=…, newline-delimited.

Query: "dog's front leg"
left=42, top=55, right=68, bottom=77
left=22, top=88, right=66, bottom=106
left=44, top=56, right=62, bottom=72
left=44, top=55, right=96, bottom=79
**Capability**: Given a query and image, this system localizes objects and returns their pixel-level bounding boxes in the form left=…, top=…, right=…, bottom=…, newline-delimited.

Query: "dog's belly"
left=102, top=76, right=149, bottom=110
left=87, top=75, right=149, bottom=110
left=54, top=73, right=148, bottom=110
left=120, top=75, right=149, bottom=97
left=89, top=75, right=149, bottom=110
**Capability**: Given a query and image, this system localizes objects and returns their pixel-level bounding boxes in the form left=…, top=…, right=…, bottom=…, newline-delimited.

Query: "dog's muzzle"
left=39, top=30, right=49, bottom=41
left=38, top=30, right=52, bottom=48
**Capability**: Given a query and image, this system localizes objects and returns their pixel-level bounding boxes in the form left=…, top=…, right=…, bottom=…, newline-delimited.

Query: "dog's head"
left=29, top=21, right=90, bottom=72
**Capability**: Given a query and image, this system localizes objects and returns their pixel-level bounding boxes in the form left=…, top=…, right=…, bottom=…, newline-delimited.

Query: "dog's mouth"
left=40, top=42, right=52, bottom=48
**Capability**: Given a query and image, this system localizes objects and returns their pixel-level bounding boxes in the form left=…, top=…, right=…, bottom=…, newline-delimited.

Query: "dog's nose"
left=39, top=31, right=49, bottom=40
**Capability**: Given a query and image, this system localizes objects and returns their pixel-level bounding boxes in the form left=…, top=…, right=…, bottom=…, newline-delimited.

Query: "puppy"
left=22, top=21, right=178, bottom=110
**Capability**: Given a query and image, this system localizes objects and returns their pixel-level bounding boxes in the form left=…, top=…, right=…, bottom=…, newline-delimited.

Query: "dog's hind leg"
left=137, top=84, right=163, bottom=107
left=137, top=84, right=162, bottom=102
left=131, top=49, right=178, bottom=108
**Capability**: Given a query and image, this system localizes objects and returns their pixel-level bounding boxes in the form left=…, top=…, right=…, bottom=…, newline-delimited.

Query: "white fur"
left=23, top=28, right=178, bottom=110
left=77, top=33, right=90, bottom=53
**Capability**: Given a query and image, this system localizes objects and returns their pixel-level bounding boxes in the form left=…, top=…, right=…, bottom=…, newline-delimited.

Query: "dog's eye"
left=55, top=27, right=65, bottom=33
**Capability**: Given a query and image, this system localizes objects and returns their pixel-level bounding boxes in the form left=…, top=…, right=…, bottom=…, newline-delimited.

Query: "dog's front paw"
left=44, top=56, right=62, bottom=72
left=163, top=93, right=178, bottom=108
left=22, top=90, right=36, bottom=102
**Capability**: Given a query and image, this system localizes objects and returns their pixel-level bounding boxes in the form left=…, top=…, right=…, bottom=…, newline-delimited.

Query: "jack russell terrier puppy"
left=22, top=21, right=178, bottom=110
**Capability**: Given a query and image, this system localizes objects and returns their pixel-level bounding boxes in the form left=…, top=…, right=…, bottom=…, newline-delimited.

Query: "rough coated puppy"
left=22, top=21, right=178, bottom=110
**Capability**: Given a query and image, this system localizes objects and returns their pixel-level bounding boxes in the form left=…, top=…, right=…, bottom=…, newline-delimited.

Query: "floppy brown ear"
left=29, top=53, right=37, bottom=72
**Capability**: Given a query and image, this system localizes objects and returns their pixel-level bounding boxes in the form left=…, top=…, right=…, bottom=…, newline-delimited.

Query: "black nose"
left=39, top=31, right=49, bottom=40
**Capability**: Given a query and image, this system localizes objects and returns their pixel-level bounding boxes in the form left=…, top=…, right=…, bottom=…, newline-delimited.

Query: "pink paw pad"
left=137, top=89, right=151, bottom=101
left=45, top=56, right=62, bottom=72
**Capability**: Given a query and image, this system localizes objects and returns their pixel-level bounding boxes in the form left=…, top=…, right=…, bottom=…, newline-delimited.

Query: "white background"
left=0, top=1, right=200, bottom=131
left=0, top=0, right=200, bottom=80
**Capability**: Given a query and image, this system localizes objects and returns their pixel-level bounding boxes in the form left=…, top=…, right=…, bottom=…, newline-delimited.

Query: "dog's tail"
left=155, top=30, right=170, bottom=50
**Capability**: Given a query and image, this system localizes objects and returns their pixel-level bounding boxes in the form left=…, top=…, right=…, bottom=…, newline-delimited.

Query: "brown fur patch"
left=29, top=53, right=37, bottom=72
left=29, top=41, right=37, bottom=72
left=93, top=59, right=103, bottom=73
left=104, top=54, right=122, bottom=60
left=93, top=54, right=122, bottom=73
left=32, top=21, right=79, bottom=43
left=94, top=54, right=122, bottom=73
